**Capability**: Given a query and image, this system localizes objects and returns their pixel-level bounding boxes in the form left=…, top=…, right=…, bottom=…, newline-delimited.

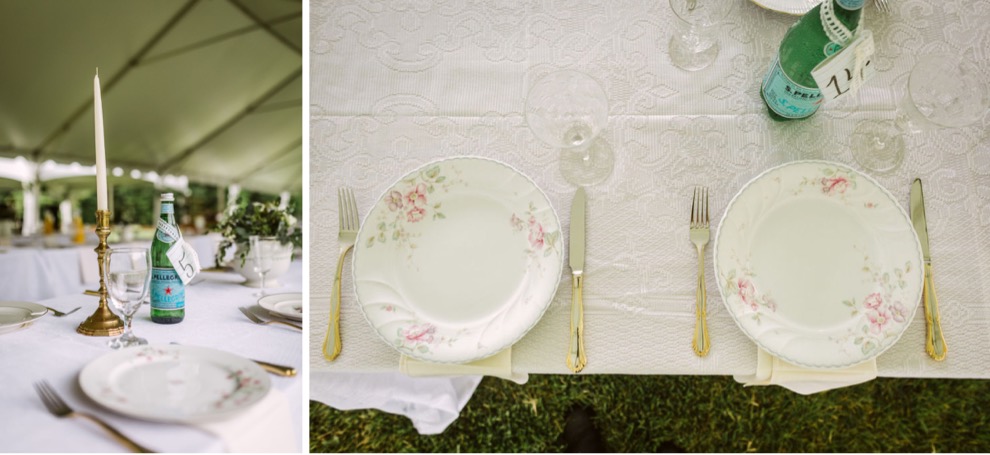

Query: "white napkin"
left=311, top=371, right=482, bottom=435
left=79, top=247, right=99, bottom=284
left=197, top=388, right=297, bottom=453
left=400, top=348, right=528, bottom=384
left=734, top=349, right=878, bottom=395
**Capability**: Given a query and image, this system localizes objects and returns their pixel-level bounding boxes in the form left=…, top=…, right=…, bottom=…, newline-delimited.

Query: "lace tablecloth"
left=310, top=0, right=990, bottom=379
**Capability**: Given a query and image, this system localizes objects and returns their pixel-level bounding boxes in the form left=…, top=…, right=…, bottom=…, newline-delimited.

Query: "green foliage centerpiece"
left=214, top=202, right=302, bottom=284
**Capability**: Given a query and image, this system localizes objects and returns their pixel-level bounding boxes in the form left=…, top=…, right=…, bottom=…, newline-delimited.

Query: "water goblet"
left=525, top=70, right=614, bottom=186
left=250, top=235, right=274, bottom=296
left=668, top=0, right=732, bottom=71
left=852, top=54, right=989, bottom=173
left=104, top=247, right=151, bottom=349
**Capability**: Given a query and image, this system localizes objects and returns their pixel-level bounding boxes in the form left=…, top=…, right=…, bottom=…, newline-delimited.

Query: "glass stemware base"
left=669, top=34, right=719, bottom=71
left=108, top=330, right=148, bottom=349
left=851, top=120, right=905, bottom=174
left=560, top=137, right=614, bottom=186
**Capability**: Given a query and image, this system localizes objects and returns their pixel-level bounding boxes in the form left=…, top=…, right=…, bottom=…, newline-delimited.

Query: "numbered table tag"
left=166, top=238, right=202, bottom=285
left=812, top=29, right=877, bottom=103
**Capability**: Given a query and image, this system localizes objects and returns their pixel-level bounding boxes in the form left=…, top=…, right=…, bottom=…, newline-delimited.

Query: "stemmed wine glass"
left=525, top=70, right=614, bottom=186
left=668, top=0, right=732, bottom=71
left=249, top=235, right=274, bottom=296
left=851, top=54, right=989, bottom=173
left=104, top=247, right=151, bottom=349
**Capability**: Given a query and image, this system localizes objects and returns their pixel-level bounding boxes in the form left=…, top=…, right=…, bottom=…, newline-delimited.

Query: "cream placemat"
left=734, top=349, right=878, bottom=395
left=400, top=348, right=528, bottom=384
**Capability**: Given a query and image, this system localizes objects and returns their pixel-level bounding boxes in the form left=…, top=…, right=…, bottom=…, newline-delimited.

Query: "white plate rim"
left=351, top=155, right=564, bottom=364
left=0, top=301, right=48, bottom=330
left=78, top=344, right=271, bottom=423
left=258, top=292, right=303, bottom=321
left=713, top=160, right=925, bottom=369
left=748, top=0, right=823, bottom=15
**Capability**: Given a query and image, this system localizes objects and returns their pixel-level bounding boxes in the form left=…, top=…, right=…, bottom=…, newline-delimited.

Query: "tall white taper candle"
left=94, top=69, right=108, bottom=211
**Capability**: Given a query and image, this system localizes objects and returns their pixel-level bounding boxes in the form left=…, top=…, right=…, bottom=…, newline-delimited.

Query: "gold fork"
left=238, top=306, right=302, bottom=330
left=323, top=187, right=359, bottom=361
left=690, top=187, right=711, bottom=357
left=873, top=0, right=889, bottom=13
left=34, top=381, right=153, bottom=453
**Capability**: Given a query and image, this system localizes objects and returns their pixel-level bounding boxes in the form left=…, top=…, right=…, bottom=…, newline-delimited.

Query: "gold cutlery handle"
left=254, top=359, right=297, bottom=377
left=923, top=262, right=947, bottom=361
left=566, top=274, right=587, bottom=373
left=693, top=247, right=710, bottom=357
left=76, top=412, right=154, bottom=453
left=323, top=245, right=351, bottom=361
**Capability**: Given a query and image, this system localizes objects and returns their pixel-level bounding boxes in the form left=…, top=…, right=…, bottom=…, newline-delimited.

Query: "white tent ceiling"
left=0, top=0, right=302, bottom=195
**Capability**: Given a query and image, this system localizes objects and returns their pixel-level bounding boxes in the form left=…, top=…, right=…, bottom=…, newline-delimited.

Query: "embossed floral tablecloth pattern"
left=310, top=0, right=990, bottom=377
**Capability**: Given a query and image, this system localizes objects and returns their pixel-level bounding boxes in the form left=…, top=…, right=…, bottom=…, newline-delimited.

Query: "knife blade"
left=910, top=178, right=946, bottom=361
left=567, top=187, right=587, bottom=373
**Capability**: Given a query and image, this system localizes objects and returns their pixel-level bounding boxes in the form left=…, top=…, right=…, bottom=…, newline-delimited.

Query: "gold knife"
left=910, top=178, right=947, bottom=361
left=567, top=187, right=587, bottom=373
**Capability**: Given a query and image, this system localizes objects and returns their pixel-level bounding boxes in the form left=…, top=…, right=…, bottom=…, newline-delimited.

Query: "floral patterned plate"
left=79, top=345, right=271, bottom=423
left=714, top=161, right=924, bottom=369
left=353, top=157, right=564, bottom=363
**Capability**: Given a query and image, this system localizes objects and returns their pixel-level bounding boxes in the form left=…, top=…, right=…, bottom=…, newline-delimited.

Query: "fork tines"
left=34, top=381, right=67, bottom=416
left=691, top=187, right=710, bottom=227
left=339, top=187, right=358, bottom=231
left=873, top=0, right=889, bottom=12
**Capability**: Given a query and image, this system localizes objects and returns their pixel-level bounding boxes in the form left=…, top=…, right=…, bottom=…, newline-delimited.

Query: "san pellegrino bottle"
left=761, top=0, right=864, bottom=121
left=151, top=193, right=184, bottom=323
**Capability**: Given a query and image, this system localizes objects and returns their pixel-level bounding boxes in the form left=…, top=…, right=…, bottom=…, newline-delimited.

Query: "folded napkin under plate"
left=400, top=347, right=528, bottom=384
left=734, top=349, right=878, bottom=395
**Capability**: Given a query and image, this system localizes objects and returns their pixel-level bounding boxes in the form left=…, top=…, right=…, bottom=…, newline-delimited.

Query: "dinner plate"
left=714, top=161, right=924, bottom=368
left=79, top=345, right=271, bottom=423
left=353, top=157, right=564, bottom=363
left=749, top=0, right=822, bottom=15
left=0, top=301, right=48, bottom=335
left=258, top=292, right=303, bottom=321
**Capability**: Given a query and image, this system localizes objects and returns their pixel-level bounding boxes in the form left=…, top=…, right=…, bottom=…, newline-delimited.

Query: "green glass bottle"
left=761, top=0, right=864, bottom=121
left=151, top=193, right=184, bottom=323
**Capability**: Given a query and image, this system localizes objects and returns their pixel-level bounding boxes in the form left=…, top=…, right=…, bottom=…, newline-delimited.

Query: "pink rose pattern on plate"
left=365, top=164, right=456, bottom=258
left=510, top=202, right=561, bottom=260
left=795, top=166, right=879, bottom=208
left=838, top=257, right=914, bottom=355
left=721, top=268, right=777, bottom=324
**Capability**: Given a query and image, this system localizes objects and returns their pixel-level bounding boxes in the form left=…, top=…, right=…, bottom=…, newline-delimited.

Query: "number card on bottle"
left=812, top=30, right=876, bottom=103
left=166, top=239, right=202, bottom=285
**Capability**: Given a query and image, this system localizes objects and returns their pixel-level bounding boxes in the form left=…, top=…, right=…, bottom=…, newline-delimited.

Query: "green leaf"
left=435, top=212, right=446, bottom=219
left=854, top=337, right=863, bottom=345
left=367, top=237, right=375, bottom=247
left=378, top=222, right=387, bottom=231
left=435, top=176, right=446, bottom=183
left=417, top=345, right=430, bottom=353
left=392, top=230, right=400, bottom=240
left=425, top=166, right=441, bottom=179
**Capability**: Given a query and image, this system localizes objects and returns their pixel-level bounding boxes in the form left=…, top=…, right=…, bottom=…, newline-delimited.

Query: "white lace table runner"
left=309, top=0, right=990, bottom=377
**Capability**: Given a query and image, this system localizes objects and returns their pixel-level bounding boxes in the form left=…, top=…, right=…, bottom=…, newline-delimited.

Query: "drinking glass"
left=104, top=247, right=151, bottom=349
left=852, top=55, right=989, bottom=173
left=525, top=70, right=614, bottom=186
left=250, top=235, right=274, bottom=296
left=668, top=0, right=732, bottom=71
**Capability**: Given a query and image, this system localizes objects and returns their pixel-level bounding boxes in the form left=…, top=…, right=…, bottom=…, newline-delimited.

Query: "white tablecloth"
left=1, top=234, right=224, bottom=302
left=0, top=260, right=302, bottom=452
left=308, top=0, right=990, bottom=428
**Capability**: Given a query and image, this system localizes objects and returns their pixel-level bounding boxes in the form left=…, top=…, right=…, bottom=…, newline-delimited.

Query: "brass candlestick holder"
left=77, top=210, right=125, bottom=336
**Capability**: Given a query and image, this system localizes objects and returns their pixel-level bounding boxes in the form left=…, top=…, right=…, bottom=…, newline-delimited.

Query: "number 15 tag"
left=811, top=30, right=877, bottom=103
left=166, top=239, right=202, bottom=285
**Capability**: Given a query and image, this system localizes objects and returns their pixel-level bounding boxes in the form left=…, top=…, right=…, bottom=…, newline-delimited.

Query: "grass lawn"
left=310, top=374, right=990, bottom=452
